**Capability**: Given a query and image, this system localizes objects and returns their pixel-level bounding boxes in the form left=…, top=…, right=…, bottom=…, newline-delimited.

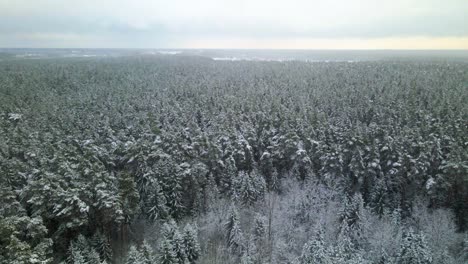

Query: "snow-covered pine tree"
left=67, top=243, right=82, bottom=264
left=340, top=193, right=365, bottom=230
left=118, top=171, right=140, bottom=225
left=139, top=240, right=156, bottom=264
left=396, top=229, right=433, bottom=264
left=253, top=213, right=266, bottom=241
left=126, top=245, right=143, bottom=264
left=67, top=235, right=97, bottom=264
left=225, top=205, right=245, bottom=254
left=299, top=230, right=330, bottom=264
left=159, top=238, right=177, bottom=264
left=182, top=224, right=201, bottom=263
left=91, top=231, right=113, bottom=262
left=147, top=179, right=169, bottom=221
left=138, top=167, right=169, bottom=221
left=158, top=158, right=185, bottom=219
left=172, top=228, right=188, bottom=264
left=71, top=250, right=87, bottom=264
left=330, top=219, right=370, bottom=263
left=259, top=151, right=276, bottom=190
left=231, top=170, right=266, bottom=205
left=87, top=249, right=102, bottom=264
left=220, top=156, right=237, bottom=195
left=0, top=186, right=52, bottom=264
left=160, top=220, right=188, bottom=264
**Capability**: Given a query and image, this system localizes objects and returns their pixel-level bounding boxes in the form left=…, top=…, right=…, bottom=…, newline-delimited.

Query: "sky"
left=0, top=0, right=467, bottom=49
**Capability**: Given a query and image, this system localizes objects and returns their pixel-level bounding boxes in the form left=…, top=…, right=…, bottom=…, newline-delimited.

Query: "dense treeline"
left=0, top=55, right=467, bottom=263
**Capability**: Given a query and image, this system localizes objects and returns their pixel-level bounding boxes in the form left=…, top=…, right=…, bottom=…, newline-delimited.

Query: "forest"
left=0, top=55, right=467, bottom=263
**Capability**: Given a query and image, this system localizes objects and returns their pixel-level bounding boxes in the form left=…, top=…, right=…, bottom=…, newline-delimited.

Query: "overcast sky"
left=1, top=0, right=467, bottom=49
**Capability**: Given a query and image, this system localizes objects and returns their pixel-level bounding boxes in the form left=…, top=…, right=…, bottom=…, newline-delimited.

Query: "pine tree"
left=330, top=220, right=370, bottom=264
left=340, top=193, right=365, bottom=229
left=68, top=235, right=100, bottom=264
left=67, top=243, right=81, bottom=264
left=118, top=171, right=140, bottom=224
left=159, top=239, right=177, bottom=264
left=138, top=168, right=169, bottom=221
left=182, top=224, right=201, bottom=263
left=139, top=240, right=155, bottom=264
left=148, top=179, right=169, bottom=221
left=91, top=231, right=113, bottom=262
left=220, top=156, right=238, bottom=194
left=225, top=205, right=245, bottom=254
left=126, top=245, right=143, bottom=264
left=243, top=236, right=259, bottom=264
left=396, top=229, right=432, bottom=264
left=172, top=229, right=188, bottom=264
left=160, top=220, right=188, bottom=264
left=333, top=220, right=354, bottom=262
left=87, top=249, right=102, bottom=264
left=299, top=230, right=330, bottom=264
left=253, top=213, right=266, bottom=241
left=157, top=158, right=185, bottom=219
left=231, top=170, right=266, bottom=205
left=72, top=250, right=87, bottom=264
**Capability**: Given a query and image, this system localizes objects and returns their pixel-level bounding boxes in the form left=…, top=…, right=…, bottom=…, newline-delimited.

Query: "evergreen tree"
left=299, top=231, right=330, bottom=264
left=139, top=240, right=156, bottom=264
left=91, top=231, right=113, bottom=262
left=182, top=224, right=201, bottom=263
left=396, top=229, right=432, bottom=264
left=253, top=213, right=266, bottom=241
left=138, top=168, right=169, bottom=221
left=126, top=245, right=143, bottom=264
left=159, top=239, right=177, bottom=264
left=118, top=171, right=141, bottom=224
left=172, top=228, right=188, bottom=264
left=87, top=249, right=102, bottom=264
left=232, top=170, right=266, bottom=205
left=157, top=158, right=185, bottom=219
left=72, top=250, right=87, bottom=264
left=160, top=220, right=188, bottom=264
left=340, top=193, right=365, bottom=229
left=68, top=242, right=85, bottom=264
left=220, top=156, right=238, bottom=194
left=225, top=205, right=245, bottom=254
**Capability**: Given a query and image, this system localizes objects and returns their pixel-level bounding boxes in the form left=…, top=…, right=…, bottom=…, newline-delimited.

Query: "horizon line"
left=2, top=47, right=468, bottom=51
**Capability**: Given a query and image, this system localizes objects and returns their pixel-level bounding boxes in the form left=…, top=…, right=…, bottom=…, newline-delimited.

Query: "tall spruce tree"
left=396, top=229, right=433, bottom=264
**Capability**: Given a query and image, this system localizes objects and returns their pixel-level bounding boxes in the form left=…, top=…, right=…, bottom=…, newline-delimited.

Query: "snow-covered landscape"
left=0, top=53, right=467, bottom=263
left=1, top=0, right=468, bottom=263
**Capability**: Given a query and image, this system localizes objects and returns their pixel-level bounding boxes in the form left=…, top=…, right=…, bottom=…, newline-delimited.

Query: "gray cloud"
left=0, top=0, right=467, bottom=48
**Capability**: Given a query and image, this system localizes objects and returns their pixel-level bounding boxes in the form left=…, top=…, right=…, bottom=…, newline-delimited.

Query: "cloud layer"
left=1, top=0, right=467, bottom=48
